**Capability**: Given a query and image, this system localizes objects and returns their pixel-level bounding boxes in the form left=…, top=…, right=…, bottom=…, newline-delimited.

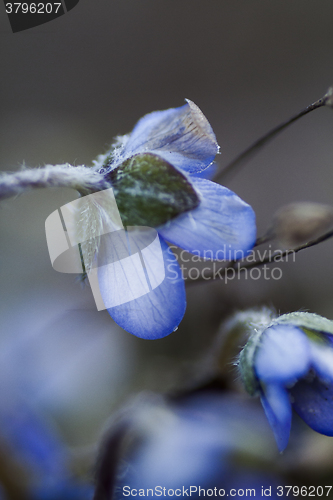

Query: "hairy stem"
left=0, top=164, right=109, bottom=201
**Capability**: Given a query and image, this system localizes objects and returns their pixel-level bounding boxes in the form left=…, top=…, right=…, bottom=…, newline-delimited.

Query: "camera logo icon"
left=45, top=188, right=166, bottom=310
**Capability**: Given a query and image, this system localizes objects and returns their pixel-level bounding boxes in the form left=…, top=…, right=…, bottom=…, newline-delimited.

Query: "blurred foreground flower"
left=0, top=306, right=129, bottom=500
left=0, top=402, right=93, bottom=500
left=94, top=392, right=285, bottom=500
left=238, top=310, right=333, bottom=451
left=91, top=101, right=256, bottom=339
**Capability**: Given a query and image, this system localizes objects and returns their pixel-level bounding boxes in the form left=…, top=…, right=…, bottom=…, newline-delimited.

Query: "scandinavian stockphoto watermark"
left=166, top=245, right=296, bottom=283
left=45, top=187, right=166, bottom=311
left=45, top=188, right=295, bottom=311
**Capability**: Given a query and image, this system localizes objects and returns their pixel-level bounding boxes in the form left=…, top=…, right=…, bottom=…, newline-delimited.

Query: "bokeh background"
left=1, top=0, right=333, bottom=493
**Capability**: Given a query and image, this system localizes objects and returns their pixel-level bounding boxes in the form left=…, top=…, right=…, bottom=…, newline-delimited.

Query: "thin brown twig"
left=213, top=95, right=328, bottom=184
left=187, top=228, right=333, bottom=285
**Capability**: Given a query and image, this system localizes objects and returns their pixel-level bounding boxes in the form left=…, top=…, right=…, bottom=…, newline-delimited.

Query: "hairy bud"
left=272, top=202, right=333, bottom=247
left=324, top=85, right=333, bottom=108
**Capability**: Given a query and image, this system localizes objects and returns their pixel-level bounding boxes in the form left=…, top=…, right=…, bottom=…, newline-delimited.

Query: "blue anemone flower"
left=238, top=311, right=333, bottom=451
left=93, top=101, right=256, bottom=340
left=94, top=392, right=286, bottom=500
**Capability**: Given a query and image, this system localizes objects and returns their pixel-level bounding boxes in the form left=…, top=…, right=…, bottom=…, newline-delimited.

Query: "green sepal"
left=273, top=312, right=333, bottom=345
left=238, top=329, right=263, bottom=396
left=105, top=153, right=200, bottom=227
left=233, top=308, right=276, bottom=396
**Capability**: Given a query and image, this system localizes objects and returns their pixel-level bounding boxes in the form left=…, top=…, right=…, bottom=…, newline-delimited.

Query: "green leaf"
left=105, top=153, right=200, bottom=227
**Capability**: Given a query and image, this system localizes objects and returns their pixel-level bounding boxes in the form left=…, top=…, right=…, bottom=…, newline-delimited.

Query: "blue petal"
left=158, top=178, right=256, bottom=260
left=98, top=233, right=186, bottom=339
left=113, top=100, right=219, bottom=174
left=323, top=333, right=333, bottom=346
left=309, top=341, right=333, bottom=381
left=255, top=325, right=310, bottom=384
left=191, top=162, right=217, bottom=179
left=131, top=404, right=229, bottom=489
left=290, top=377, right=333, bottom=436
left=260, top=384, right=292, bottom=452
left=0, top=404, right=68, bottom=478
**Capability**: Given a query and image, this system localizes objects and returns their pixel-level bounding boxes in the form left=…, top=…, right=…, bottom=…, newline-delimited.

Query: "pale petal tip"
left=184, top=99, right=219, bottom=153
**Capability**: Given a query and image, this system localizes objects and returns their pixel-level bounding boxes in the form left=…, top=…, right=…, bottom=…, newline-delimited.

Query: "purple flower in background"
left=239, top=311, right=333, bottom=451
left=0, top=402, right=93, bottom=499
left=93, top=101, right=256, bottom=339
left=94, top=392, right=286, bottom=500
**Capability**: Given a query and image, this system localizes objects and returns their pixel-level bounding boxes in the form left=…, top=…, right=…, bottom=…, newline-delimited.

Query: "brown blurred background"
left=1, top=1, right=333, bottom=448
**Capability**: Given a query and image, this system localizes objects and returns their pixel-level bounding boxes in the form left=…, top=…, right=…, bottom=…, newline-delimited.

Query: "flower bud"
left=237, top=310, right=333, bottom=451
left=324, top=85, right=333, bottom=108
left=272, top=202, right=333, bottom=248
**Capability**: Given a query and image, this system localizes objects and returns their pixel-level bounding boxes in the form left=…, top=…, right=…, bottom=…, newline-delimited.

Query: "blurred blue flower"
left=94, top=392, right=285, bottom=500
left=238, top=311, right=333, bottom=451
left=94, top=101, right=256, bottom=339
left=0, top=305, right=128, bottom=500
left=0, top=402, right=93, bottom=499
